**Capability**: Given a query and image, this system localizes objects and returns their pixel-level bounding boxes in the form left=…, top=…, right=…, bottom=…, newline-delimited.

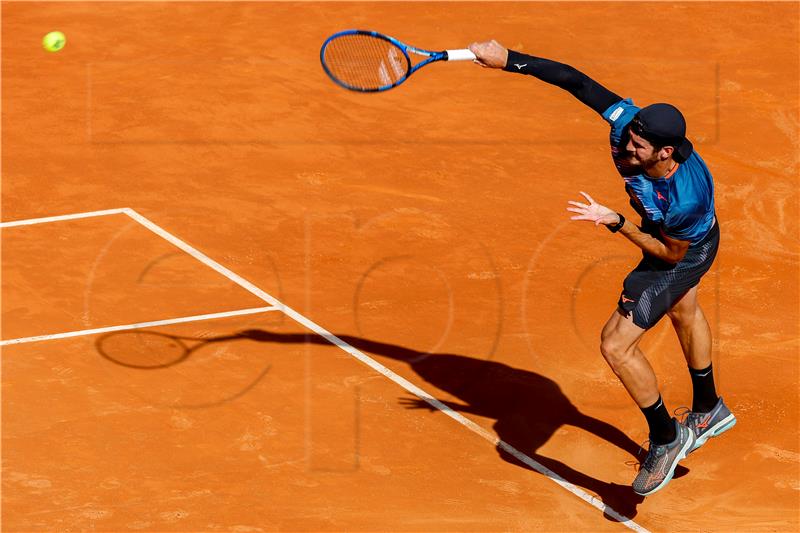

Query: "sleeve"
left=602, top=98, right=640, bottom=146
left=503, top=50, right=622, bottom=116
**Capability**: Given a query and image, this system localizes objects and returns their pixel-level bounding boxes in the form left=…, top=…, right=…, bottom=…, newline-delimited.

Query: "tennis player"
left=468, top=40, right=736, bottom=496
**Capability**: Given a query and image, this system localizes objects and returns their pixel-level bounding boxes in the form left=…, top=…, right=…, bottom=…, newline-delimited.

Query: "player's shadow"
left=237, top=329, right=683, bottom=520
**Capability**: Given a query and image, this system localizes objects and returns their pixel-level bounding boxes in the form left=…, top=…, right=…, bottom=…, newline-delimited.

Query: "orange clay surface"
left=2, top=2, right=798, bottom=532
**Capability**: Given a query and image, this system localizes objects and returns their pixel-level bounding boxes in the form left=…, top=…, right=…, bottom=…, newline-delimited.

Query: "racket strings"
left=323, top=34, right=410, bottom=90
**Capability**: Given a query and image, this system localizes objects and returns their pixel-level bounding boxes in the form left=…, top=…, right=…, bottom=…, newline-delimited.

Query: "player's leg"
left=667, top=286, right=736, bottom=451
left=600, top=309, right=656, bottom=407
left=667, top=286, right=710, bottom=368
left=599, top=307, right=693, bottom=496
left=610, top=256, right=702, bottom=495
left=667, top=286, right=715, bottom=406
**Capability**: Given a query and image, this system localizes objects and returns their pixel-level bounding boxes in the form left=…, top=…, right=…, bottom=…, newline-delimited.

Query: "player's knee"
left=599, top=334, right=631, bottom=371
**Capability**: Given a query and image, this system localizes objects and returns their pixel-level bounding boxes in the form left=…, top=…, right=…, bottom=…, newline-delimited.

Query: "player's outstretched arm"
left=468, top=40, right=622, bottom=116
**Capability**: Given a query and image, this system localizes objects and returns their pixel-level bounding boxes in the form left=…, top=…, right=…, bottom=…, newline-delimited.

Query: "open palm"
left=567, top=191, right=619, bottom=226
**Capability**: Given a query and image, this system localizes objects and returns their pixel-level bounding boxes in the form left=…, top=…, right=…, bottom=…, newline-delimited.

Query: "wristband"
left=606, top=213, right=625, bottom=233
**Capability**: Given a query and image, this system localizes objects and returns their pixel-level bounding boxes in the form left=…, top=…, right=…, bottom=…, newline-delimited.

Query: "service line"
left=0, top=306, right=278, bottom=346
left=0, top=208, right=127, bottom=228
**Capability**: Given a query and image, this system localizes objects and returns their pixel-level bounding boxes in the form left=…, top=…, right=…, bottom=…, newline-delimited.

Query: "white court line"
left=0, top=208, right=127, bottom=228
left=121, top=207, right=649, bottom=533
left=0, top=306, right=278, bottom=346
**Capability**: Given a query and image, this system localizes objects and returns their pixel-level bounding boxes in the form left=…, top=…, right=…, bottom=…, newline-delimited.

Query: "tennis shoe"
left=632, top=419, right=694, bottom=496
left=679, top=397, right=736, bottom=452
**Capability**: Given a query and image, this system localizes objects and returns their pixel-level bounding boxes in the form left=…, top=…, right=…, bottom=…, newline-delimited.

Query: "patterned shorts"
left=618, top=221, right=720, bottom=330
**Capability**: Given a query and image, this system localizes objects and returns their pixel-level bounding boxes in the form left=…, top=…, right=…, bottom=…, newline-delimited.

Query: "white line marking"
left=0, top=306, right=278, bottom=346
left=122, top=208, right=288, bottom=312
left=0, top=208, right=127, bottom=228
left=120, top=208, right=649, bottom=532
left=268, top=311, right=649, bottom=533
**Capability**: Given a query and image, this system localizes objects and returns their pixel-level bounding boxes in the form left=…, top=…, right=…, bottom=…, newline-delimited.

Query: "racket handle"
left=445, top=49, right=476, bottom=61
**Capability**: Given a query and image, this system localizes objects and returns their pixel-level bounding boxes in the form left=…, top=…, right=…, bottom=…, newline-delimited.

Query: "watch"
left=606, top=213, right=625, bottom=233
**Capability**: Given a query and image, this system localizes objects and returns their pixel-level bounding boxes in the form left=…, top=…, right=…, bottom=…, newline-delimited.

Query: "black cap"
left=630, top=103, right=693, bottom=163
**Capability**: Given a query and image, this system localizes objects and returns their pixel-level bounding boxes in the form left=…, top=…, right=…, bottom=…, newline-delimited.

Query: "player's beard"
left=636, top=151, right=663, bottom=175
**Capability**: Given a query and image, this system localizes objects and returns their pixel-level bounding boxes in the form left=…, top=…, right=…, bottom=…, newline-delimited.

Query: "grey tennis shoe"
left=682, top=397, right=737, bottom=452
left=632, top=419, right=695, bottom=496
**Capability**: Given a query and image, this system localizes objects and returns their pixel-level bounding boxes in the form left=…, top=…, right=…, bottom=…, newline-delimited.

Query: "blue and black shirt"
left=504, top=50, right=716, bottom=246
left=602, top=99, right=716, bottom=245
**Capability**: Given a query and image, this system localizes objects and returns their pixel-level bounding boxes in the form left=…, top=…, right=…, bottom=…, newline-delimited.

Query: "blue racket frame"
left=320, top=29, right=448, bottom=92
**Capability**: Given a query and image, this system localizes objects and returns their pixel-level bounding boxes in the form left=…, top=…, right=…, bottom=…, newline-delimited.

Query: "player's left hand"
left=567, top=191, right=620, bottom=226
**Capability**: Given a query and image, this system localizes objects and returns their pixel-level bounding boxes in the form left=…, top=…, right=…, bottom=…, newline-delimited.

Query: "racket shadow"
left=95, top=330, right=271, bottom=409
left=235, top=329, right=673, bottom=520
left=96, top=330, right=247, bottom=369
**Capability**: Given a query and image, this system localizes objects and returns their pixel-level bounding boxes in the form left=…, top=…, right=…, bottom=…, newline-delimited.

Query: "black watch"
left=606, top=213, right=625, bottom=233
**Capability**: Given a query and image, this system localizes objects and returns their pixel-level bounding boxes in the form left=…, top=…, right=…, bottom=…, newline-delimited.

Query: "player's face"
left=625, top=130, right=659, bottom=167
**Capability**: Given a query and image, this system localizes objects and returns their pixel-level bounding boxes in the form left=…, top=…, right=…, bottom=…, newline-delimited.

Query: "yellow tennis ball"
left=42, top=31, right=66, bottom=52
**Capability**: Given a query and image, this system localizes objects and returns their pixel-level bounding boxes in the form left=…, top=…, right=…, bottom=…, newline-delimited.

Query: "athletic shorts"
left=618, top=221, right=719, bottom=330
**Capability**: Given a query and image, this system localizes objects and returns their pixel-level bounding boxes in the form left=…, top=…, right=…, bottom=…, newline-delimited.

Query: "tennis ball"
left=42, top=31, right=66, bottom=52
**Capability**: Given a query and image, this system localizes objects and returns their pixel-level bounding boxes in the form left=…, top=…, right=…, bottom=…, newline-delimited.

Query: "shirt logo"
left=609, top=107, right=624, bottom=121
left=656, top=191, right=667, bottom=201
left=513, top=63, right=527, bottom=70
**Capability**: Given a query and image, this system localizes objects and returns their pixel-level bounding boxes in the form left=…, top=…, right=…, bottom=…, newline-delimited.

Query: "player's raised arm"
left=468, top=40, right=622, bottom=116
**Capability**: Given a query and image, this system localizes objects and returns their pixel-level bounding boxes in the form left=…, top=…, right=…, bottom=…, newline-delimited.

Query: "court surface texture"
left=2, top=2, right=798, bottom=532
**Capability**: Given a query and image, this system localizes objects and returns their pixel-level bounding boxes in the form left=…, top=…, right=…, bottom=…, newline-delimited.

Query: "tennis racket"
left=320, top=29, right=476, bottom=92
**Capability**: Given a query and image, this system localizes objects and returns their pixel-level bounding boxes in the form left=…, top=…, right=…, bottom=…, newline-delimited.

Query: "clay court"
left=2, top=1, right=798, bottom=531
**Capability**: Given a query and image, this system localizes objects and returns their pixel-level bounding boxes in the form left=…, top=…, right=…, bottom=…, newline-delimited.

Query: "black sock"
left=689, top=364, right=719, bottom=412
left=641, top=395, right=676, bottom=445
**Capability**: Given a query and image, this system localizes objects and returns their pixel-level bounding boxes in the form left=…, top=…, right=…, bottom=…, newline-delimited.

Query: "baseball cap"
left=630, top=103, right=693, bottom=163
